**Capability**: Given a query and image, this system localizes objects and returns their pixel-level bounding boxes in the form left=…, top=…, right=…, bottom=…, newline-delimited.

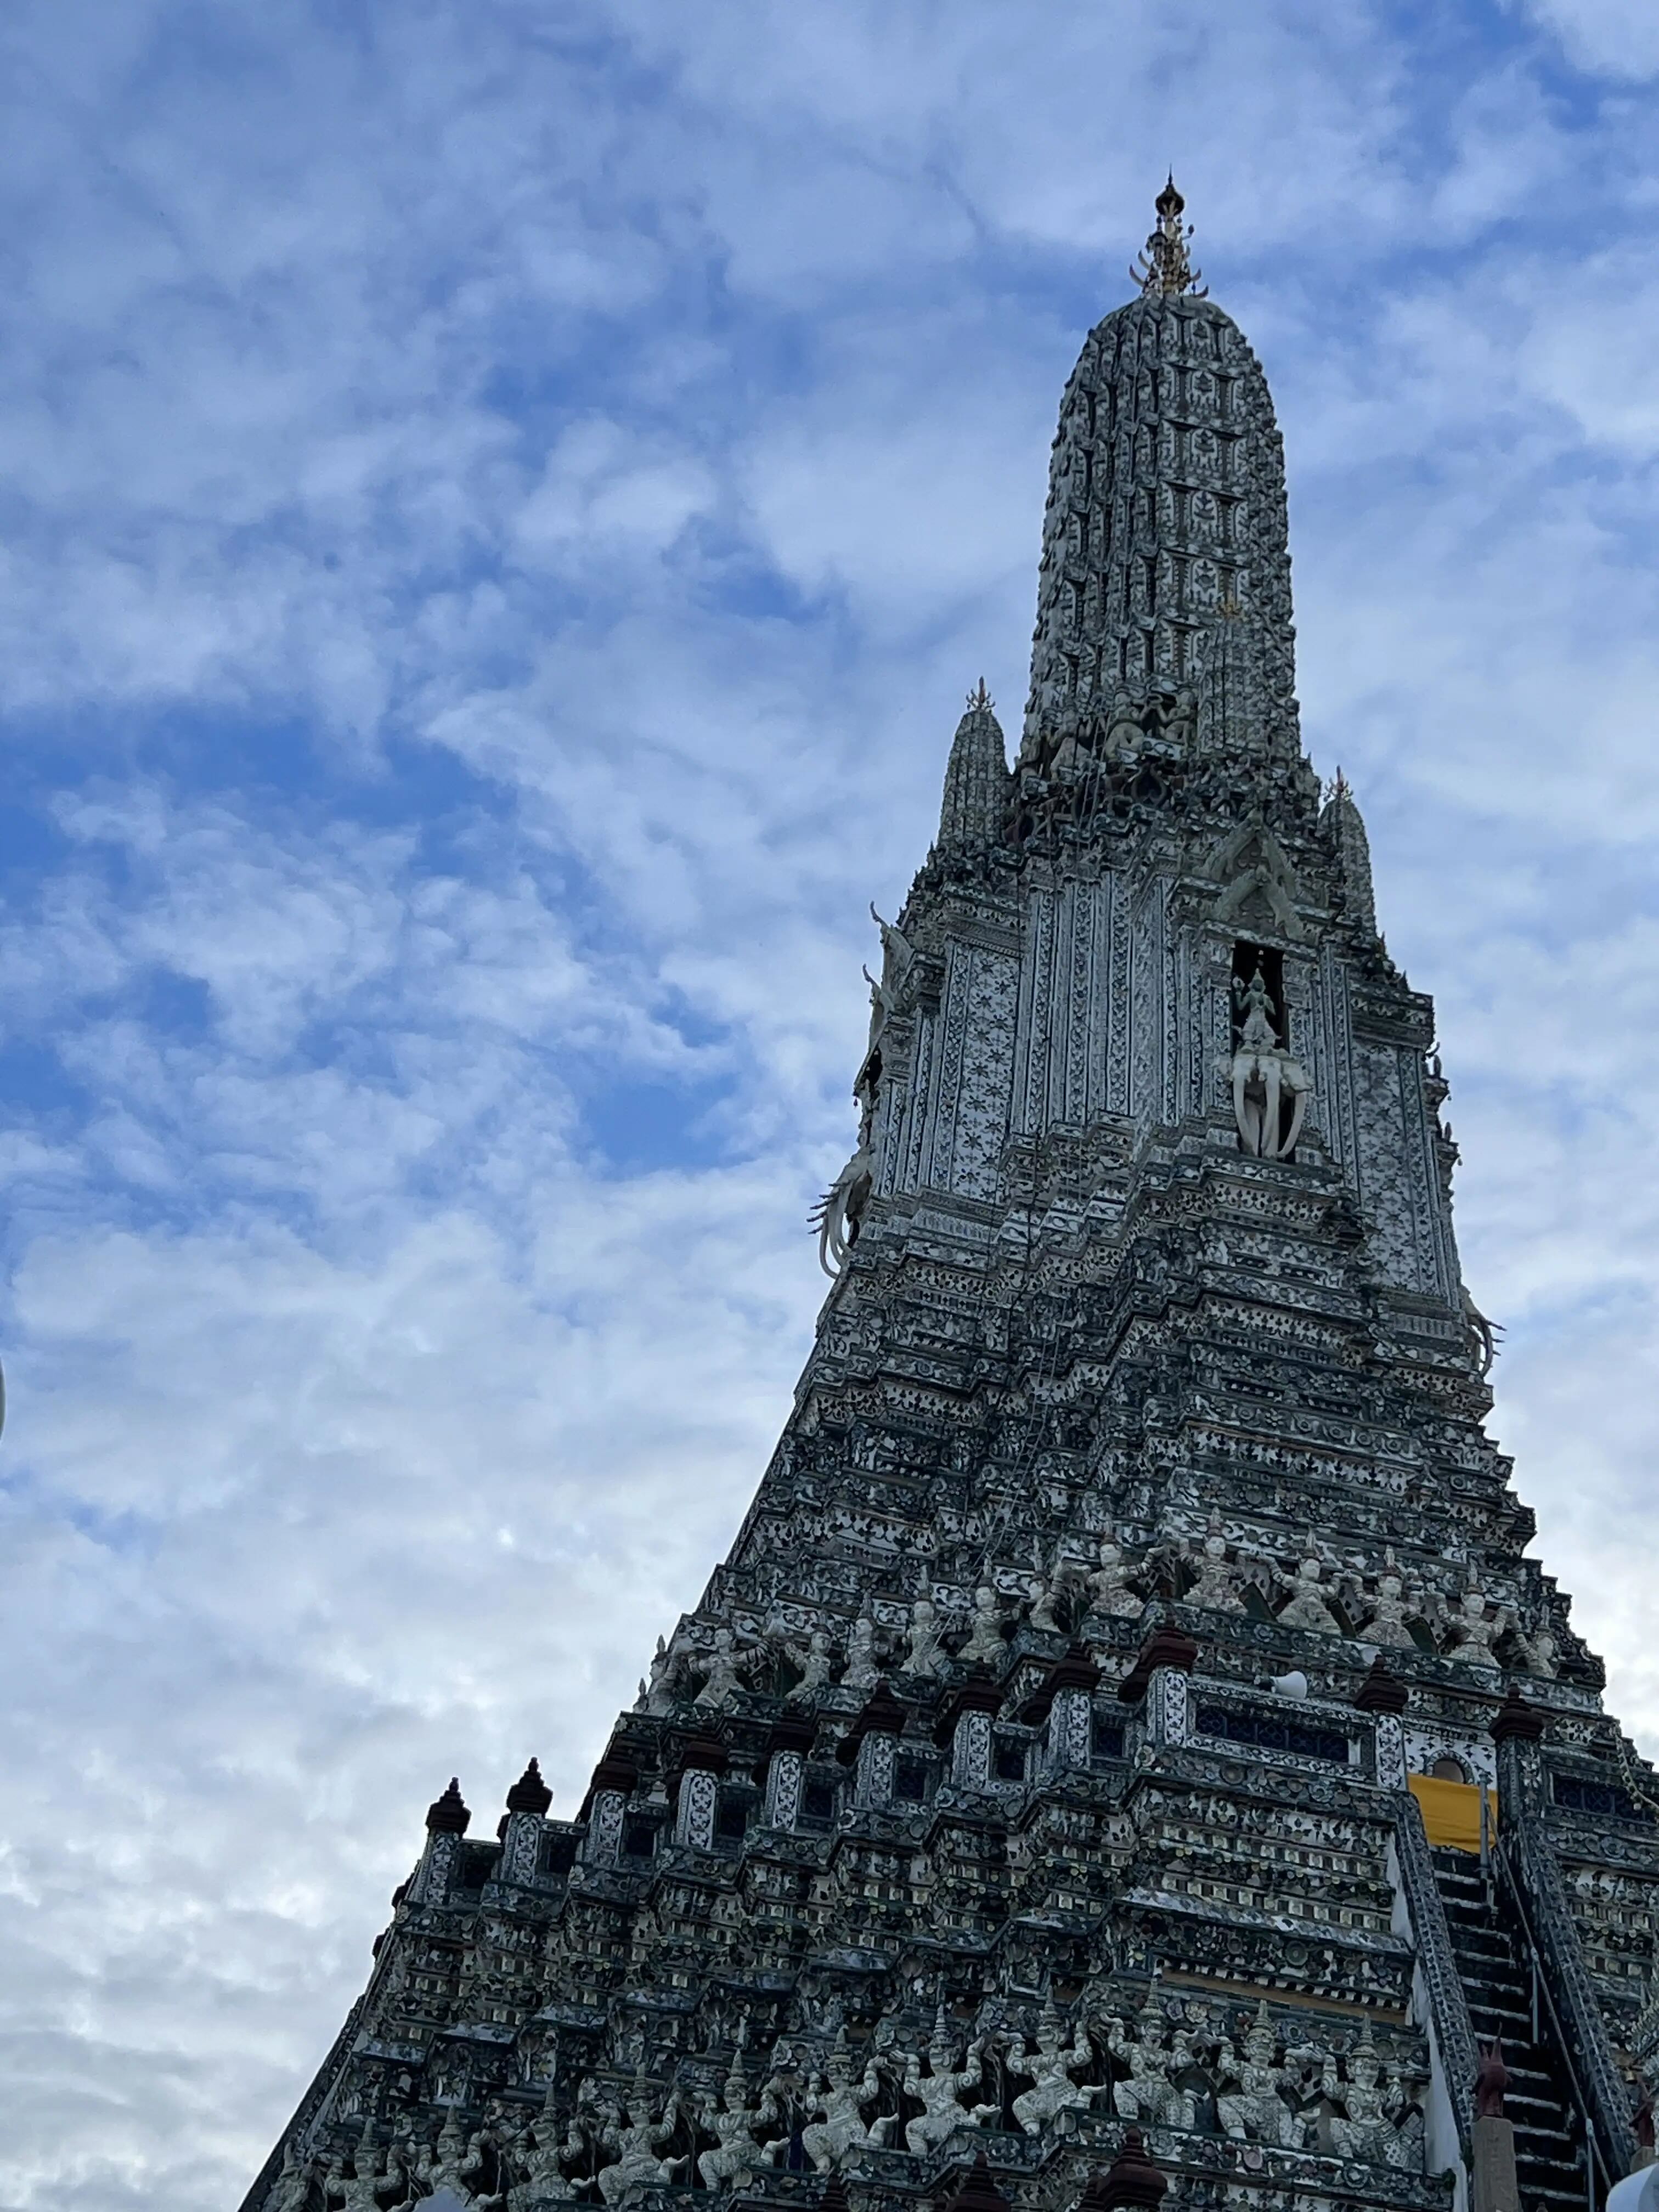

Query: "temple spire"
left=1131, top=174, right=1205, bottom=298
left=1024, top=187, right=1297, bottom=768
left=935, top=681, right=1008, bottom=856
left=1322, top=769, right=1378, bottom=936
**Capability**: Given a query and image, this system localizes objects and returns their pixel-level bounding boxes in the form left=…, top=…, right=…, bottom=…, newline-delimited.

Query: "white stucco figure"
left=959, top=1587, right=1007, bottom=1665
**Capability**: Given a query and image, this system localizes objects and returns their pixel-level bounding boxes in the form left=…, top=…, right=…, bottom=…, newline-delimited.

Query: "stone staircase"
left=1430, top=1846, right=1592, bottom=2212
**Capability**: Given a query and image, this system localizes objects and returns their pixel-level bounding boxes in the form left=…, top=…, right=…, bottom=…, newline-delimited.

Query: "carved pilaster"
left=498, top=1809, right=543, bottom=1885
left=410, top=1778, right=470, bottom=1902
left=675, top=1767, right=720, bottom=1850
left=407, top=1829, right=460, bottom=1905
left=952, top=1708, right=993, bottom=1789
left=1048, top=1685, right=1094, bottom=1771
left=764, top=1751, right=804, bottom=1830
left=1375, top=1714, right=1408, bottom=1791
left=856, top=1731, right=897, bottom=1809
left=1146, top=1666, right=1190, bottom=1749
left=584, top=1789, right=627, bottom=1867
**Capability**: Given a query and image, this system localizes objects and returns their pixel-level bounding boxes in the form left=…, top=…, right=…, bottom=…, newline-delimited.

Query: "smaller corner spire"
left=937, top=681, right=1009, bottom=858
left=1132, top=173, right=1206, bottom=298
left=506, top=1756, right=552, bottom=1815
left=425, top=1776, right=471, bottom=1833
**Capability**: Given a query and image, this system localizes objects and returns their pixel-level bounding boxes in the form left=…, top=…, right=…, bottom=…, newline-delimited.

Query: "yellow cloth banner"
left=1409, top=1773, right=1497, bottom=1854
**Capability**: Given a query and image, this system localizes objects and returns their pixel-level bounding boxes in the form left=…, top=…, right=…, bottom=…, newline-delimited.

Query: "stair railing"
left=1493, top=1824, right=1634, bottom=2203
left=1392, top=1788, right=1479, bottom=2152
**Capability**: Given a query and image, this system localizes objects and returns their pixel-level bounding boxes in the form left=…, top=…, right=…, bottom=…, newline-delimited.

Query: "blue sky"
left=7, top=0, right=1659, bottom=2203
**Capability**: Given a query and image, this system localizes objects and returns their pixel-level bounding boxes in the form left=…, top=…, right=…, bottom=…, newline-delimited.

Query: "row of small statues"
left=1161, top=1522, right=1560, bottom=1676
left=643, top=1527, right=1560, bottom=1713
left=277, top=2000, right=1425, bottom=2211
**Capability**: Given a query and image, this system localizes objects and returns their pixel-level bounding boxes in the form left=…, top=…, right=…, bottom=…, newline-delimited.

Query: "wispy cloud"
left=4, top=2, right=1659, bottom=2205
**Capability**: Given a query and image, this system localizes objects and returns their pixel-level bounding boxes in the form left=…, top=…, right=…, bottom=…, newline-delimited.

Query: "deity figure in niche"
left=782, top=1627, right=836, bottom=1700
left=1276, top=1555, right=1343, bottom=1635
left=903, top=1597, right=946, bottom=1677
left=958, top=1587, right=1007, bottom=1666
left=1182, top=1513, right=1248, bottom=1613
left=1356, top=1554, right=1420, bottom=1651
left=842, top=1614, right=882, bottom=1691
left=693, top=1626, right=755, bottom=1709
left=696, top=2058, right=783, bottom=2191
left=1088, top=1533, right=1146, bottom=1618
left=1007, top=2002, right=1107, bottom=2133
left=1108, top=2003, right=1194, bottom=2131
left=1440, top=1587, right=1511, bottom=1671
left=799, top=2036, right=894, bottom=2171
left=1216, top=2003, right=1307, bottom=2148
left=896, top=2016, right=997, bottom=2155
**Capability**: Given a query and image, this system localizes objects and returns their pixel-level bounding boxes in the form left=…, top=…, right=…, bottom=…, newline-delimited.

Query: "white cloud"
left=5, top=2, right=1659, bottom=2206
left=1513, top=0, right=1659, bottom=77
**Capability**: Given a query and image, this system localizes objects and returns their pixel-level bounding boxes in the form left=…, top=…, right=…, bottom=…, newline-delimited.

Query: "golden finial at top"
left=1132, top=174, right=1206, bottom=298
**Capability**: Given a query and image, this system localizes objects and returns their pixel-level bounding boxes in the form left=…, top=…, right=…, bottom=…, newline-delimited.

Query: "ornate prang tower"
left=244, top=184, right=1659, bottom=2212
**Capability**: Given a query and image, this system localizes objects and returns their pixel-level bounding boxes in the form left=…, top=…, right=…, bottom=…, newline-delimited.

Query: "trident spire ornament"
left=1132, top=174, right=1205, bottom=298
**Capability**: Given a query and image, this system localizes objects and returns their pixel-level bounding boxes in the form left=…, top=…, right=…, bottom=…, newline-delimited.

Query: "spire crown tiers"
left=1132, top=173, right=1205, bottom=298
left=424, top=1778, right=469, bottom=1834
left=1023, top=253, right=1299, bottom=791
left=504, top=1757, right=551, bottom=1815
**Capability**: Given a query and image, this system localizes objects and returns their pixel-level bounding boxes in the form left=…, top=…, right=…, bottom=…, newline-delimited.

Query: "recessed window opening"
left=893, top=1754, right=930, bottom=1804
left=1231, top=942, right=1286, bottom=1048
left=715, top=1791, right=749, bottom=1841
left=801, top=1778, right=836, bottom=1826
left=992, top=1740, right=1028, bottom=1785
left=1091, top=1714, right=1125, bottom=1762
left=1430, top=1756, right=1469, bottom=1784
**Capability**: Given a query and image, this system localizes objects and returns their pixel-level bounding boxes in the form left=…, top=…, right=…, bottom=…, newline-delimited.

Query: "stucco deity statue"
left=783, top=1627, right=836, bottom=1700
left=1024, top=1570, right=1064, bottom=1637
left=329, top=2125, right=402, bottom=2212
left=1228, top=967, right=1310, bottom=1159
left=1322, top=2025, right=1419, bottom=2168
left=1182, top=1515, right=1248, bottom=1614
left=1357, top=1556, right=1419, bottom=1651
left=1441, top=1587, right=1510, bottom=1671
left=897, top=2017, right=997, bottom=2155
left=799, top=2036, right=894, bottom=2170
left=1108, top=2004, right=1194, bottom=2131
left=902, top=1596, right=946, bottom=1678
left=958, top=1587, right=1007, bottom=1665
left=1216, top=2002, right=1306, bottom=2147
left=639, top=1636, right=677, bottom=1716
left=693, top=1626, right=754, bottom=1709
left=414, top=2115, right=497, bottom=2207
left=271, top=2145, right=321, bottom=2212
left=696, top=2058, right=781, bottom=2190
left=1088, top=1535, right=1145, bottom=1619
left=859, top=905, right=913, bottom=1067
left=509, top=2085, right=580, bottom=2208
left=1007, top=2001, right=1105, bottom=2133
left=1276, top=1555, right=1342, bottom=1635
left=1514, top=1619, right=1559, bottom=1679
left=595, top=2079, right=687, bottom=2204
left=842, top=1614, right=882, bottom=1691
